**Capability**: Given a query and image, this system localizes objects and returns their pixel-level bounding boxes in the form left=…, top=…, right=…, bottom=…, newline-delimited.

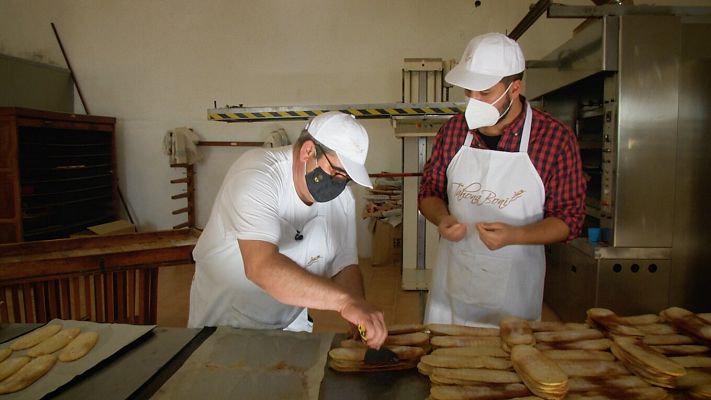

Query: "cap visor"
left=445, top=66, right=502, bottom=92
left=337, top=155, right=372, bottom=188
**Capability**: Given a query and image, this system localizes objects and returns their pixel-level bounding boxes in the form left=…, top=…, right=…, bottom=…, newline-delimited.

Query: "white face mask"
left=464, top=82, right=514, bottom=130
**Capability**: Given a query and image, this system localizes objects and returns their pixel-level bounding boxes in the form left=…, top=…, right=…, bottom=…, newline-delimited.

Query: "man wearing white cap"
left=189, top=111, right=387, bottom=348
left=419, top=33, right=586, bottom=327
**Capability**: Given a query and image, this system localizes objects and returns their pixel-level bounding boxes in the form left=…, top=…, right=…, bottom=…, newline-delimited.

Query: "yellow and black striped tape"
left=208, top=102, right=465, bottom=122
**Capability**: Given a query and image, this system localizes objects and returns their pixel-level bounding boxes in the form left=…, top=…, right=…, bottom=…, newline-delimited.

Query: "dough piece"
left=661, top=306, right=711, bottom=343
left=431, top=335, right=501, bottom=348
left=642, top=334, right=695, bottom=346
left=555, top=360, right=629, bottom=377
left=500, top=317, right=535, bottom=349
left=511, top=344, right=569, bottom=399
left=420, top=354, right=512, bottom=370
left=429, top=383, right=531, bottom=400
left=430, top=367, right=522, bottom=384
left=636, top=323, right=677, bottom=335
left=426, top=323, right=499, bottom=337
left=387, top=324, right=426, bottom=335
left=27, top=328, right=81, bottom=357
left=328, top=358, right=418, bottom=372
left=669, top=355, right=711, bottom=368
left=652, top=344, right=710, bottom=355
left=612, top=336, right=685, bottom=377
left=534, top=329, right=604, bottom=343
left=542, top=350, right=615, bottom=361
left=617, top=314, right=660, bottom=325
left=431, top=345, right=508, bottom=358
left=384, top=331, right=430, bottom=346
left=9, top=324, right=62, bottom=351
left=0, top=354, right=57, bottom=394
left=0, top=348, right=12, bottom=363
left=0, top=357, right=31, bottom=381
left=567, top=375, right=649, bottom=393
left=535, top=338, right=612, bottom=351
left=59, top=331, right=99, bottom=362
left=587, top=308, right=644, bottom=336
left=328, top=345, right=423, bottom=362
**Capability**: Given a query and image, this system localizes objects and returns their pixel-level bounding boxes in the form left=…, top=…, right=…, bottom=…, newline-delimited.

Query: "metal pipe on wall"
left=508, top=0, right=552, bottom=40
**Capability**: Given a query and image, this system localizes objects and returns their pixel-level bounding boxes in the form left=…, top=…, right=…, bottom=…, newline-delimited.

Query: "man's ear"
left=298, top=140, right=315, bottom=162
left=511, top=79, right=524, bottom=97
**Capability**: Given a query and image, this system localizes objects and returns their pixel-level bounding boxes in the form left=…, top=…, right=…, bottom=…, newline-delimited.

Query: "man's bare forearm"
left=332, top=265, right=365, bottom=301
left=239, top=240, right=353, bottom=312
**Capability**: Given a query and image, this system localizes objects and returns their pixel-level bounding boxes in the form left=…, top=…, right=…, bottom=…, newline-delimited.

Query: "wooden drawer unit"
left=0, top=107, right=117, bottom=243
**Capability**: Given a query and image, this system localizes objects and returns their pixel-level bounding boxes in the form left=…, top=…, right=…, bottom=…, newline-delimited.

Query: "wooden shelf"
left=22, top=173, right=112, bottom=185
left=22, top=184, right=112, bottom=199
left=0, top=107, right=118, bottom=243
left=21, top=153, right=111, bottom=159
left=23, top=193, right=113, bottom=209
left=23, top=215, right=114, bottom=240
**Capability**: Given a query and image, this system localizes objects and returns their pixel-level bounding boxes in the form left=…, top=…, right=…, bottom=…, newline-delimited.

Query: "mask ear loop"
left=491, top=82, right=514, bottom=107
left=492, top=82, right=515, bottom=124
left=498, top=96, right=514, bottom=119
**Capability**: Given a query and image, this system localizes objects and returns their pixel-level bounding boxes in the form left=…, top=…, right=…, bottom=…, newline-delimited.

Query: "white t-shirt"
left=188, top=146, right=358, bottom=329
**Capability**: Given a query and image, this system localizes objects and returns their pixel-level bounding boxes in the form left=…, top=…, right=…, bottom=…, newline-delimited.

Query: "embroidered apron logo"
left=452, top=182, right=525, bottom=209
left=306, top=255, right=321, bottom=267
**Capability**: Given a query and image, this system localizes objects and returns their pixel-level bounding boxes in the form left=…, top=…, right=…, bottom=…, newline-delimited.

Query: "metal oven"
left=527, top=13, right=711, bottom=320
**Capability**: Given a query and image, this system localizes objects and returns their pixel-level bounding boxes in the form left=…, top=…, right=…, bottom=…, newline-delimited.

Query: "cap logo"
left=349, top=138, right=364, bottom=154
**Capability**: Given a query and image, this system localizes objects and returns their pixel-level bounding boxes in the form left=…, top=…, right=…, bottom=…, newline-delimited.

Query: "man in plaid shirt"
left=419, top=33, right=586, bottom=327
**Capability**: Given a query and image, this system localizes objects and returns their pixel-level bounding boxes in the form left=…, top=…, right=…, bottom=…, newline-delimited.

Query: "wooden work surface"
left=0, top=229, right=200, bottom=324
left=0, top=229, right=200, bottom=283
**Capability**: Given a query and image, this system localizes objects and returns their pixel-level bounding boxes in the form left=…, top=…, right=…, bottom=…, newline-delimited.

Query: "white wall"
left=2, top=0, right=709, bottom=256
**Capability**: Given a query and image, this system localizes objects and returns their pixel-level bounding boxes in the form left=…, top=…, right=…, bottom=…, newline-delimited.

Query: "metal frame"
left=208, top=102, right=463, bottom=122
left=548, top=4, right=711, bottom=18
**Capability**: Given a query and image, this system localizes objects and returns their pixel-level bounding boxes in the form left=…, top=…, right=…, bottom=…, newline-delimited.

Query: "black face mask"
left=305, top=166, right=348, bottom=202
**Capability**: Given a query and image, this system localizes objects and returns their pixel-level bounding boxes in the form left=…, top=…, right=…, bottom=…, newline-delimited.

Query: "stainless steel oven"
left=527, top=13, right=711, bottom=320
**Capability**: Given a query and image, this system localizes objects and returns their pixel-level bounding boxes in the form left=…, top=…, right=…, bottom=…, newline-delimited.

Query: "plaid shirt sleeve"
left=418, top=114, right=469, bottom=203
left=418, top=108, right=586, bottom=242
left=530, top=113, right=587, bottom=242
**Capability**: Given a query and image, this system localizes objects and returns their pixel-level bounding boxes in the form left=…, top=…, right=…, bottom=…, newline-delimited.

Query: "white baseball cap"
left=445, top=32, right=525, bottom=91
left=305, top=111, right=372, bottom=188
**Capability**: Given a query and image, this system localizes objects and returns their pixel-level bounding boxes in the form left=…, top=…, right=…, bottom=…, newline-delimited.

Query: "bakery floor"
left=156, top=260, right=561, bottom=329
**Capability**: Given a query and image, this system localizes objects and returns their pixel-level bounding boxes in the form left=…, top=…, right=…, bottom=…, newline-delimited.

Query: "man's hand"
left=339, top=298, right=387, bottom=349
left=347, top=323, right=361, bottom=341
left=438, top=215, right=467, bottom=242
left=476, top=222, right=520, bottom=250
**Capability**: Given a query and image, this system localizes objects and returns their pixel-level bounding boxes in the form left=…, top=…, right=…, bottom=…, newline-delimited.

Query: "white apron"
left=189, top=206, right=332, bottom=332
left=424, top=103, right=546, bottom=327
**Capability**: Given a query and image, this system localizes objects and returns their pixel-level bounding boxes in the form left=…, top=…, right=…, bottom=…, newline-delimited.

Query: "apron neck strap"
left=464, top=131, right=474, bottom=147
left=519, top=102, right=532, bottom=153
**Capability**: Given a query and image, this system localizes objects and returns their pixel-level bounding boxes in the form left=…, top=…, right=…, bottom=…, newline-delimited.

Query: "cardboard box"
left=71, top=220, right=136, bottom=237
left=371, top=218, right=402, bottom=266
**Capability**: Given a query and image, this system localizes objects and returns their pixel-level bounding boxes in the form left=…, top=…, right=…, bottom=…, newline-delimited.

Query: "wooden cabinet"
left=0, top=107, right=117, bottom=243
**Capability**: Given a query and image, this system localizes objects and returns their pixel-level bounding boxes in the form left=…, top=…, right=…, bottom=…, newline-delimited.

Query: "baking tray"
left=152, top=327, right=334, bottom=400
left=0, top=319, right=155, bottom=399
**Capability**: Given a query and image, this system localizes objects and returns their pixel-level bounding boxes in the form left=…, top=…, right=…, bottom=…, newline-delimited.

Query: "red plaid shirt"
left=418, top=99, right=587, bottom=241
